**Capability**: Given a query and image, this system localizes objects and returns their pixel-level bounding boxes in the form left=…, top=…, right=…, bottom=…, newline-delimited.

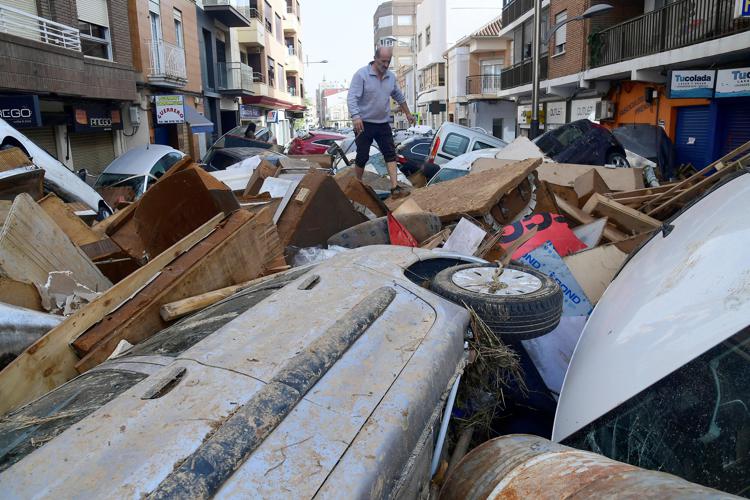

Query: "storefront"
left=241, top=96, right=305, bottom=147
left=66, top=103, right=123, bottom=174
left=151, top=94, right=213, bottom=159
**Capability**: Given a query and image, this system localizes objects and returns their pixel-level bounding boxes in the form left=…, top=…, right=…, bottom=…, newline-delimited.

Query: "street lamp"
left=529, top=3, right=613, bottom=138
left=305, top=55, right=328, bottom=65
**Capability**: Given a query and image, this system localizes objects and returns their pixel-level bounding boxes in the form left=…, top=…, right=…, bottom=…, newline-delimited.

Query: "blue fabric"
left=347, top=63, right=405, bottom=123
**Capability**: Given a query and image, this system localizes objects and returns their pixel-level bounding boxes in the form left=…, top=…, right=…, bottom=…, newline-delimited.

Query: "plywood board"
left=0, top=193, right=111, bottom=291
left=582, top=193, right=662, bottom=235
left=38, top=193, right=101, bottom=247
left=0, top=147, right=32, bottom=172
left=0, top=277, right=43, bottom=311
left=0, top=167, right=44, bottom=201
left=572, top=218, right=608, bottom=249
left=0, top=213, right=224, bottom=417
left=564, top=244, right=628, bottom=304
left=537, top=164, right=644, bottom=192
left=73, top=209, right=284, bottom=370
left=573, top=169, right=610, bottom=206
left=387, top=158, right=541, bottom=222
left=554, top=195, right=627, bottom=243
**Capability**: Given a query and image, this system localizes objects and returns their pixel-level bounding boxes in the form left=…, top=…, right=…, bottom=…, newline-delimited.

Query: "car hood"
left=553, top=171, right=750, bottom=441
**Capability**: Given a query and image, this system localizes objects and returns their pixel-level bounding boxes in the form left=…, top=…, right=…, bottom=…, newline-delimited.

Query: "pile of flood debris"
left=0, top=136, right=749, bottom=495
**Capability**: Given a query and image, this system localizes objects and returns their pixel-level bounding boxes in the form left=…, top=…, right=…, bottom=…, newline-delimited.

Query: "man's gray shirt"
left=347, top=63, right=406, bottom=123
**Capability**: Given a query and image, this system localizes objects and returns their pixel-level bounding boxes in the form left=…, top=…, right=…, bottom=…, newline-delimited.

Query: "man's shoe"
left=390, top=186, right=410, bottom=199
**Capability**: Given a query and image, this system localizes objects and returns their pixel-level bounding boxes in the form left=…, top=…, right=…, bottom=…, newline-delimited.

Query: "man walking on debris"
left=348, top=46, right=416, bottom=199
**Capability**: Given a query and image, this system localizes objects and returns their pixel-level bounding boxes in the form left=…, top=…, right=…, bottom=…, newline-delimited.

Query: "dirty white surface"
left=553, top=172, right=750, bottom=442
left=443, top=218, right=487, bottom=256
left=0, top=246, right=472, bottom=499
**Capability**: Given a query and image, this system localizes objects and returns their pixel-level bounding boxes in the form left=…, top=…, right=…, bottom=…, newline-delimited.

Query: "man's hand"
left=406, top=112, right=416, bottom=126
left=353, top=118, right=364, bottom=135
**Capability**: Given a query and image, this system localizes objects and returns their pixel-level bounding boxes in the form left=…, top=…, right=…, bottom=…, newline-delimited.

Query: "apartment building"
left=323, top=90, right=350, bottom=129
left=445, top=16, right=516, bottom=141
left=415, top=0, right=501, bottom=129
left=0, top=0, right=137, bottom=173
left=234, top=0, right=305, bottom=147
left=373, top=0, right=420, bottom=127
left=315, top=81, right=346, bottom=129
left=499, top=0, right=750, bottom=169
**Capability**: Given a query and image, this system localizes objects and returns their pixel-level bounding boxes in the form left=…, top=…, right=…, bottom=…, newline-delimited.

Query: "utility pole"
left=530, top=0, right=542, bottom=139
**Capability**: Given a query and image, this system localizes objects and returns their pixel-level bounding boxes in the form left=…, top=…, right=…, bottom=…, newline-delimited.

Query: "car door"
left=410, top=141, right=430, bottom=161
left=438, top=132, right=470, bottom=162
left=552, top=123, right=589, bottom=164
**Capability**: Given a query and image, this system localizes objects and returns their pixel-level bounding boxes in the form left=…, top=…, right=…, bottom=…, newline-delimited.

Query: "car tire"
left=606, top=152, right=630, bottom=167
left=430, top=263, right=563, bottom=341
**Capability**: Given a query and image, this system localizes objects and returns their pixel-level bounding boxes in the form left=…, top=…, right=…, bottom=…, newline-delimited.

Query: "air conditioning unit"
left=595, top=100, right=615, bottom=121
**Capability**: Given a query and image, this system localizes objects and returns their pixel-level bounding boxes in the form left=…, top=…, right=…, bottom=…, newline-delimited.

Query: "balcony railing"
left=500, top=58, right=547, bottom=90
left=216, top=61, right=253, bottom=92
left=466, top=74, right=502, bottom=95
left=203, top=0, right=256, bottom=26
left=502, top=0, right=533, bottom=28
left=148, top=39, right=187, bottom=83
left=590, top=0, right=750, bottom=68
left=0, top=4, right=81, bottom=51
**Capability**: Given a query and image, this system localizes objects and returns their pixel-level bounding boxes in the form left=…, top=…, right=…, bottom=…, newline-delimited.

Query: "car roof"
left=553, top=171, right=750, bottom=442
left=101, top=145, right=182, bottom=175
left=308, top=131, right=345, bottom=139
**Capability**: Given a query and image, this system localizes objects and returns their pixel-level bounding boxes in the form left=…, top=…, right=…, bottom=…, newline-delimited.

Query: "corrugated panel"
left=720, top=100, right=750, bottom=158
left=23, top=127, right=57, bottom=159
left=76, top=0, right=109, bottom=27
left=675, top=106, right=712, bottom=169
left=3, top=0, right=37, bottom=15
left=70, top=132, right=114, bottom=174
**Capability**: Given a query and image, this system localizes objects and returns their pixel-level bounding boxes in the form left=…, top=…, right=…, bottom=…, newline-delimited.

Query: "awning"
left=184, top=104, right=214, bottom=133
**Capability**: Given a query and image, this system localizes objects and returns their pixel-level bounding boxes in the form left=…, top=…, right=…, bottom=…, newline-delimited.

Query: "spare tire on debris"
left=327, top=213, right=441, bottom=248
left=430, top=263, right=562, bottom=341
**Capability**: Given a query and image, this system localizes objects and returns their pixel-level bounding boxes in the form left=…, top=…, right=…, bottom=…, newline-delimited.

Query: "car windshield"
left=429, top=168, right=469, bottom=185
left=94, top=173, right=146, bottom=199
left=563, top=325, right=750, bottom=496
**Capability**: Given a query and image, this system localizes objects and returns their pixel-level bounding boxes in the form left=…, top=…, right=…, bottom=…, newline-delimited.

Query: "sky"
left=300, top=0, right=384, bottom=95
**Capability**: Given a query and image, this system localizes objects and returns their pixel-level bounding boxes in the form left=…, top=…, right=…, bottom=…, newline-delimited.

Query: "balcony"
left=203, top=0, right=255, bottom=28
left=502, top=0, right=533, bottom=29
left=285, top=51, right=301, bottom=73
left=237, top=14, right=265, bottom=47
left=590, top=0, right=750, bottom=68
left=282, top=12, right=299, bottom=34
left=216, top=62, right=254, bottom=94
left=147, top=39, right=187, bottom=87
left=466, top=74, right=502, bottom=97
left=500, top=57, right=547, bottom=90
left=0, top=4, right=81, bottom=51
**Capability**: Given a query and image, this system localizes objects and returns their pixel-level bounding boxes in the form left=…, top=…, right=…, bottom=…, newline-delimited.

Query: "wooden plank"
left=0, top=168, right=44, bottom=201
left=387, top=158, right=541, bottom=222
left=74, top=209, right=284, bottom=371
left=573, top=169, right=610, bottom=206
left=646, top=153, right=748, bottom=217
left=606, top=190, right=687, bottom=207
left=554, top=195, right=628, bottom=243
left=582, top=193, right=662, bottom=235
left=0, top=213, right=225, bottom=417
left=0, top=147, right=32, bottom=172
left=160, top=271, right=290, bottom=322
left=564, top=243, right=628, bottom=304
left=607, top=183, right=681, bottom=199
left=38, top=193, right=102, bottom=247
left=0, top=200, right=11, bottom=224
left=0, top=277, right=43, bottom=311
left=640, top=139, right=750, bottom=212
left=0, top=193, right=111, bottom=291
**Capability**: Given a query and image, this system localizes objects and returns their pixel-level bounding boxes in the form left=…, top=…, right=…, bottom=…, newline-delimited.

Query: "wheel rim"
left=451, top=267, right=543, bottom=296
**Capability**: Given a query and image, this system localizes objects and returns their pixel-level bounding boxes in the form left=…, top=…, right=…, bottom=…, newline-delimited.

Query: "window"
left=264, top=1, right=272, bottom=32
left=442, top=133, right=469, bottom=156
left=425, top=25, right=431, bottom=46
left=472, top=141, right=495, bottom=151
left=417, top=33, right=423, bottom=51
left=380, top=37, right=395, bottom=47
left=541, top=9, right=549, bottom=54
left=554, top=11, right=567, bottom=54
left=378, top=15, right=393, bottom=28
left=267, top=56, right=275, bottom=86
left=522, top=19, right=532, bottom=59
left=397, top=36, right=413, bottom=48
left=173, top=9, right=183, bottom=48
left=275, top=13, right=282, bottom=43
left=78, top=20, right=111, bottom=59
left=397, top=15, right=413, bottom=26
left=563, top=326, right=750, bottom=496
left=430, top=167, right=468, bottom=184
left=492, top=118, right=504, bottom=139
left=412, top=142, right=430, bottom=155
left=277, top=63, right=284, bottom=89
left=513, top=26, right=522, bottom=63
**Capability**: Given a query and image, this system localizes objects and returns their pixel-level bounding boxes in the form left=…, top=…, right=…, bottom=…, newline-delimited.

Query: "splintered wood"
left=388, top=158, right=542, bottom=222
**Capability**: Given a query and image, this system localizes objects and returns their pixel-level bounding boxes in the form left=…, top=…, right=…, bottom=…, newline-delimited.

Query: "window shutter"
left=76, top=0, right=110, bottom=27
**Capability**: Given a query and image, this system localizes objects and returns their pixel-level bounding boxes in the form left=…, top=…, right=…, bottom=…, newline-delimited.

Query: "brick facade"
left=546, top=0, right=588, bottom=80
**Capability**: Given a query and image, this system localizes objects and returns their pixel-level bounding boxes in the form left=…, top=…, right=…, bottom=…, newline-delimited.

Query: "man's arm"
left=391, top=81, right=416, bottom=125
left=348, top=71, right=365, bottom=134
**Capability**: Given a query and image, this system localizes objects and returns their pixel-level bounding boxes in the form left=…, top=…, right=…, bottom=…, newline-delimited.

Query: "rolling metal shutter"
left=22, top=127, right=58, bottom=159
left=76, top=0, right=109, bottom=27
left=675, top=106, right=712, bottom=170
left=3, top=0, right=37, bottom=15
left=720, top=99, right=750, bottom=158
left=69, top=131, right=115, bottom=174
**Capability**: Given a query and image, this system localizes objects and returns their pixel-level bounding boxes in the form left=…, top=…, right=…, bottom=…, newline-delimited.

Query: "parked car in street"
left=93, top=145, right=185, bottom=203
left=426, top=122, right=507, bottom=166
left=288, top=130, right=346, bottom=155
left=553, top=170, right=750, bottom=496
left=0, top=118, right=112, bottom=218
left=534, top=119, right=629, bottom=167
left=0, top=246, right=489, bottom=498
left=201, top=147, right=286, bottom=172
left=396, top=136, right=432, bottom=176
